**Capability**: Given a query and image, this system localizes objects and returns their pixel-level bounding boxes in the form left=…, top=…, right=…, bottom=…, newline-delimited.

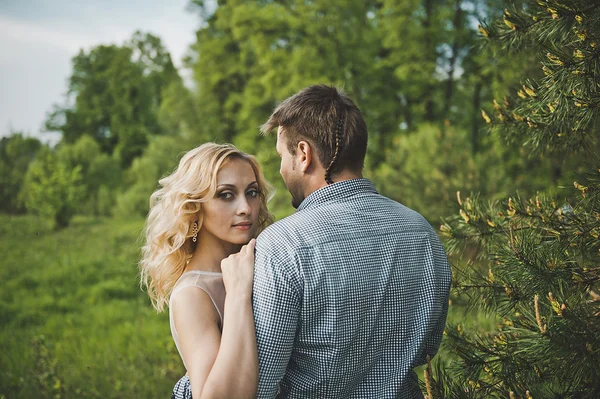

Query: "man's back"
left=253, top=179, right=451, bottom=398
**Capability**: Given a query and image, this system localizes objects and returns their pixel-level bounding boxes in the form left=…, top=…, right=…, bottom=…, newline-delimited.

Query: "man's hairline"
left=259, top=118, right=280, bottom=136
left=263, top=121, right=364, bottom=177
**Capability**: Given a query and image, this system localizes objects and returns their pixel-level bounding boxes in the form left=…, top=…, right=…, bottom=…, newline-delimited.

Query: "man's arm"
left=252, top=235, right=302, bottom=398
left=423, top=232, right=452, bottom=358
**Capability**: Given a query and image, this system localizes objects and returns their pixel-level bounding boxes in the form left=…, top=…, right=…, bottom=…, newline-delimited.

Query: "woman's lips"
left=233, top=222, right=252, bottom=230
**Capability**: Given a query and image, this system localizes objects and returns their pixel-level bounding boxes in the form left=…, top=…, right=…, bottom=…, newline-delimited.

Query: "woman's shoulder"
left=170, top=286, right=221, bottom=348
left=170, top=282, right=215, bottom=308
left=171, top=271, right=223, bottom=312
left=170, top=282, right=221, bottom=325
left=172, top=270, right=221, bottom=291
left=171, top=270, right=215, bottom=295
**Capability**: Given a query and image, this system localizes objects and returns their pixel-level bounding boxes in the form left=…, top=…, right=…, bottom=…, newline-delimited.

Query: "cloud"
left=0, top=15, right=100, bottom=54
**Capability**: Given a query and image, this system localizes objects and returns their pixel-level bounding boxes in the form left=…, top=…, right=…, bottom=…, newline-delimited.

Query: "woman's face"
left=199, top=157, right=262, bottom=246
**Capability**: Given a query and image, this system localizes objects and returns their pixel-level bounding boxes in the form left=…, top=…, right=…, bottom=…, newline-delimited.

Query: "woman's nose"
left=237, top=197, right=251, bottom=215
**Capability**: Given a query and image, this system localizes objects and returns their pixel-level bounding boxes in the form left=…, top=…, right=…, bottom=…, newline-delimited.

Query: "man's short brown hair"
left=261, top=84, right=368, bottom=182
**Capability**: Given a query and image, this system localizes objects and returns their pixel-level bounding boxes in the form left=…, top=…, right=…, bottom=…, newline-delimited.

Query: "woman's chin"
left=229, top=234, right=255, bottom=246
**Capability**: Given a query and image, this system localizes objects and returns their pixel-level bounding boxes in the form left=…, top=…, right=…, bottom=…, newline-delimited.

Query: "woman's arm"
left=172, top=240, right=258, bottom=399
left=171, top=288, right=222, bottom=398
left=202, top=288, right=257, bottom=398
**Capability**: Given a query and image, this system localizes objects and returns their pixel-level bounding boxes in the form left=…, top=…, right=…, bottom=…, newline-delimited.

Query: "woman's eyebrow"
left=217, top=181, right=258, bottom=189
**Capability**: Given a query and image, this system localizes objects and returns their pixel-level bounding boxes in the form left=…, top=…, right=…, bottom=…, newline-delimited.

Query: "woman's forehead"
left=216, top=158, right=256, bottom=186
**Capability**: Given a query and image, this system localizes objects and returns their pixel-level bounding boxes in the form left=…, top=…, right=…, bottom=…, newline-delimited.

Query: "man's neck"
left=330, top=169, right=363, bottom=183
left=302, top=170, right=363, bottom=199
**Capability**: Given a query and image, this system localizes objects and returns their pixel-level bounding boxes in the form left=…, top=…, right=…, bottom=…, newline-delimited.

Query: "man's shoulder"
left=257, top=192, right=434, bottom=246
left=348, top=190, right=435, bottom=232
left=377, top=195, right=433, bottom=227
left=256, top=212, right=306, bottom=251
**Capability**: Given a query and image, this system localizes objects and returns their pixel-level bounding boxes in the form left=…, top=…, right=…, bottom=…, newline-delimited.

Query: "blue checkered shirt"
left=253, top=179, right=451, bottom=398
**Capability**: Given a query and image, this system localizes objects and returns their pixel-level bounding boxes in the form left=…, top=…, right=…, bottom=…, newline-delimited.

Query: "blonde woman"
left=140, top=143, right=273, bottom=399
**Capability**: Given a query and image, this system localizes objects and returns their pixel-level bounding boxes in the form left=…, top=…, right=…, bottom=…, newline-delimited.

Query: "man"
left=253, top=84, right=451, bottom=398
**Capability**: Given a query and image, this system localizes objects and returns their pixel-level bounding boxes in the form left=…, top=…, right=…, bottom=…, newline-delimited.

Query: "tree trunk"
left=443, top=0, right=463, bottom=123
left=471, top=80, right=482, bottom=154
left=422, top=0, right=436, bottom=122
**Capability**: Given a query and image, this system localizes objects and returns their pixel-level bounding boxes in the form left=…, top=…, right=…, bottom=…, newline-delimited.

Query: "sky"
left=0, top=0, right=200, bottom=144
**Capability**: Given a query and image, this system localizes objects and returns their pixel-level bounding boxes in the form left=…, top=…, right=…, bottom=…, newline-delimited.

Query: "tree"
left=0, top=133, right=42, bottom=214
left=427, top=1, right=600, bottom=397
left=20, top=148, right=84, bottom=228
left=45, top=32, right=179, bottom=168
left=185, top=0, right=499, bottom=192
left=55, top=135, right=121, bottom=216
left=157, top=78, right=206, bottom=140
left=370, top=124, right=481, bottom=223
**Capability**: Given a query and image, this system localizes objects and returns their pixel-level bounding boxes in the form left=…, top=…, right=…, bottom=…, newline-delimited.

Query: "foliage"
left=434, top=173, right=600, bottom=398
left=4, top=0, right=541, bottom=225
left=157, top=78, right=206, bottom=139
left=367, top=121, right=574, bottom=224
left=426, top=1, right=600, bottom=397
left=56, top=135, right=122, bottom=216
left=45, top=32, right=179, bottom=168
left=20, top=148, right=84, bottom=229
left=369, top=124, right=480, bottom=222
left=186, top=0, right=492, bottom=166
left=114, top=135, right=193, bottom=218
left=32, top=335, right=64, bottom=399
left=0, top=133, right=42, bottom=214
left=479, top=0, right=600, bottom=154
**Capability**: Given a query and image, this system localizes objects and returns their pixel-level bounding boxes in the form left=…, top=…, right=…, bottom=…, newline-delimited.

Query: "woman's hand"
left=221, top=239, right=256, bottom=299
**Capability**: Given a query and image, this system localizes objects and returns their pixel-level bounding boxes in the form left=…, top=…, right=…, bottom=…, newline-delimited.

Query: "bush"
left=56, top=136, right=121, bottom=216
left=0, top=133, right=42, bottom=214
left=20, top=148, right=84, bottom=229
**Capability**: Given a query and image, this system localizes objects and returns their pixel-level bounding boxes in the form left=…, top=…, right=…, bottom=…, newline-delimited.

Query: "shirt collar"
left=296, top=178, right=378, bottom=212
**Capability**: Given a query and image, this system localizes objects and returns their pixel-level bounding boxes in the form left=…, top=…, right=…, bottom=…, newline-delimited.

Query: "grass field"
left=0, top=214, right=493, bottom=398
left=0, top=214, right=182, bottom=398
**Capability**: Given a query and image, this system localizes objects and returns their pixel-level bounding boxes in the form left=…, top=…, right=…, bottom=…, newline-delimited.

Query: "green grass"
left=0, top=214, right=182, bottom=398
left=0, top=214, right=494, bottom=398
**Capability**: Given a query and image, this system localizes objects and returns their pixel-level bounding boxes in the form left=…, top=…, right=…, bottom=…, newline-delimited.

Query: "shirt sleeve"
left=423, top=232, right=452, bottom=358
left=252, top=234, right=302, bottom=398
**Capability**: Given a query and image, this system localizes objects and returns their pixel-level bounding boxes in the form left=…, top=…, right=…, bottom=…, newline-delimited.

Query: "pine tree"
left=427, top=1, right=600, bottom=398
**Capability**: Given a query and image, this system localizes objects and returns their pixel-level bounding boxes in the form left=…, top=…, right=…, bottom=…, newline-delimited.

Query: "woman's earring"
left=191, top=221, right=199, bottom=242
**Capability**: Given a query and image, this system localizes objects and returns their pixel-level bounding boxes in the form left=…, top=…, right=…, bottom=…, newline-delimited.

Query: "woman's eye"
left=247, top=189, right=259, bottom=198
left=218, top=192, right=234, bottom=200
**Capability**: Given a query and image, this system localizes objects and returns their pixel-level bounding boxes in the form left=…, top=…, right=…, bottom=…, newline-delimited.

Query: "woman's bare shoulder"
left=171, top=286, right=220, bottom=327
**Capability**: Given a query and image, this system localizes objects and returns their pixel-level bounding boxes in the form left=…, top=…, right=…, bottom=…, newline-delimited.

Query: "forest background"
left=1, top=0, right=598, bottom=398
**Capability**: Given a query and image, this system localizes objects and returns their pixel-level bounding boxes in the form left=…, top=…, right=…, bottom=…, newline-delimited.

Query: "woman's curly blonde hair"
left=139, top=143, right=274, bottom=312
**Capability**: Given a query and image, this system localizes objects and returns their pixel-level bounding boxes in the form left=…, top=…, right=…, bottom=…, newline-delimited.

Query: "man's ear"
left=296, top=141, right=313, bottom=173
